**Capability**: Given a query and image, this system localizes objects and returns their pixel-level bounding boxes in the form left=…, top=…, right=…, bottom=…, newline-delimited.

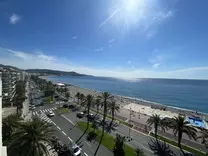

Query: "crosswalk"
left=32, top=107, right=57, bottom=124
left=32, top=107, right=57, bottom=116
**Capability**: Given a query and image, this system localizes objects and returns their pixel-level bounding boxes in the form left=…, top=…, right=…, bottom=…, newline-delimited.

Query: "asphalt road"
left=61, top=108, right=184, bottom=156
left=32, top=105, right=113, bottom=156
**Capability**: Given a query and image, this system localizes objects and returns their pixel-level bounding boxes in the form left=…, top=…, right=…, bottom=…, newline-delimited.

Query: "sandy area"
left=123, top=103, right=178, bottom=118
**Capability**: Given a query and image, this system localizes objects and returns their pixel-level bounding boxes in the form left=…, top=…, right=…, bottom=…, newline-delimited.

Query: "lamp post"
left=128, top=108, right=134, bottom=141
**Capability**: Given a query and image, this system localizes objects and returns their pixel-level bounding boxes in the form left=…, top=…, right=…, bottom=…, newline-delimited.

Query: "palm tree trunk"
left=155, top=125, right=158, bottom=139
left=178, top=132, right=185, bottom=155
left=94, top=114, right=106, bottom=156
left=110, top=110, right=114, bottom=128
left=76, top=104, right=90, bottom=144
left=94, top=103, right=107, bottom=156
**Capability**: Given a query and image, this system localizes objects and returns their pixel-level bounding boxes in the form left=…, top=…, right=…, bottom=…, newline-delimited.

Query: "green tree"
left=80, top=93, right=85, bottom=105
left=108, top=100, right=120, bottom=128
left=2, top=113, right=22, bottom=145
left=135, top=148, right=145, bottom=156
left=75, top=92, right=80, bottom=105
left=65, top=92, right=70, bottom=99
left=8, top=117, right=54, bottom=156
left=148, top=139, right=176, bottom=156
left=113, top=134, right=125, bottom=156
left=94, top=92, right=113, bottom=156
left=76, top=94, right=93, bottom=143
left=64, top=87, right=68, bottom=96
left=146, top=114, right=166, bottom=139
left=14, top=80, right=26, bottom=114
left=94, top=98, right=101, bottom=116
left=170, top=116, right=197, bottom=155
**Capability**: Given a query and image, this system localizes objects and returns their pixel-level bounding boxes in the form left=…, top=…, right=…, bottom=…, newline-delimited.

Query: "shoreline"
left=41, top=76, right=208, bottom=120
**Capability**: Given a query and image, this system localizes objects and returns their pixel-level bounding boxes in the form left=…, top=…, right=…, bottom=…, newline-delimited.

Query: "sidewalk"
left=22, top=81, right=31, bottom=121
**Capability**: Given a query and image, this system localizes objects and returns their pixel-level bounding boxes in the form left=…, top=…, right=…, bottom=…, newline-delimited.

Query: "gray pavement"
left=33, top=105, right=113, bottom=156
left=33, top=103, right=183, bottom=156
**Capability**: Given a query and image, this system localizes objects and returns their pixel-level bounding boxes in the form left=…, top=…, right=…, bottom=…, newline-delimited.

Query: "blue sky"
left=1, top=0, right=208, bottom=79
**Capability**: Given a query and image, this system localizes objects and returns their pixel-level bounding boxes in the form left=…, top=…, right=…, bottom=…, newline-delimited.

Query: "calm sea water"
left=47, top=76, right=208, bottom=114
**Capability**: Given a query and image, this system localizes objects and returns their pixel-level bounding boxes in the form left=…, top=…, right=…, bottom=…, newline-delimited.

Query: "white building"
left=0, top=68, right=21, bottom=107
left=0, top=72, right=8, bottom=156
left=20, top=71, right=25, bottom=81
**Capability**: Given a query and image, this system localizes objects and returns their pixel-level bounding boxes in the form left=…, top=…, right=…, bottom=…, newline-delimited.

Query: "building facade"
left=0, top=68, right=20, bottom=107
left=0, top=72, right=8, bottom=156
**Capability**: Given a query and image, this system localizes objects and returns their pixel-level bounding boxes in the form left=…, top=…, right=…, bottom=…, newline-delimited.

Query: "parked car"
left=71, top=143, right=81, bottom=156
left=63, top=104, right=69, bottom=108
left=86, top=113, right=95, bottom=121
left=47, top=111, right=55, bottom=117
left=77, top=112, right=84, bottom=118
left=68, top=104, right=75, bottom=109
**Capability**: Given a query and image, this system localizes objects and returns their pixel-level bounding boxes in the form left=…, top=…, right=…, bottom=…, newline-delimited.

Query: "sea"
left=46, top=75, right=208, bottom=114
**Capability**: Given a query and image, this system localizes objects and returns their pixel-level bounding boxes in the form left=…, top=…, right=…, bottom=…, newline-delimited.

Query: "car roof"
left=72, top=143, right=79, bottom=149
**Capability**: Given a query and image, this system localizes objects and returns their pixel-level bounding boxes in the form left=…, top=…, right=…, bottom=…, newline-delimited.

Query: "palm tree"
left=94, top=98, right=101, bottom=116
left=135, top=148, right=145, bottom=156
left=170, top=116, right=197, bottom=155
left=65, top=92, right=70, bottom=99
left=8, top=117, right=55, bottom=156
left=76, top=94, right=93, bottom=143
left=80, top=93, right=85, bottom=105
left=113, top=134, right=125, bottom=156
left=75, top=92, right=80, bottom=105
left=2, top=113, right=22, bottom=145
left=94, top=92, right=113, bottom=156
left=108, top=100, right=120, bottom=127
left=64, top=87, right=68, bottom=96
left=198, top=129, right=208, bottom=148
left=148, top=139, right=176, bottom=156
left=146, top=114, right=166, bottom=139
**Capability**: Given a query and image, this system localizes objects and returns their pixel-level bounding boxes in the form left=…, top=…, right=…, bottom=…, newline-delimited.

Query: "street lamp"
left=127, top=108, right=134, bottom=142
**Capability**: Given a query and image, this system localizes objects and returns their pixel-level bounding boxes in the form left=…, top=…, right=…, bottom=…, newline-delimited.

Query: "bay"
left=46, top=75, right=208, bottom=114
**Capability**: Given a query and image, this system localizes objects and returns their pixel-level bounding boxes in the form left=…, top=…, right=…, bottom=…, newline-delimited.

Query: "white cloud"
left=1, top=47, right=208, bottom=80
left=152, top=63, right=160, bottom=68
left=109, top=39, right=116, bottom=43
left=100, top=8, right=120, bottom=27
left=94, top=47, right=104, bottom=52
left=127, top=60, right=131, bottom=64
left=71, top=36, right=77, bottom=39
left=9, top=13, right=21, bottom=24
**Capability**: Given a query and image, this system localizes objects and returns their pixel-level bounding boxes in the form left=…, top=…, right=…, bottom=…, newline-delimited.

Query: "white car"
left=71, top=143, right=81, bottom=156
left=47, top=111, right=55, bottom=117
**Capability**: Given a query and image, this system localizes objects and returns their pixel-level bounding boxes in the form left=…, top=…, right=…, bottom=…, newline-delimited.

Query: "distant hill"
left=0, top=64, right=21, bottom=71
left=25, top=69, right=88, bottom=76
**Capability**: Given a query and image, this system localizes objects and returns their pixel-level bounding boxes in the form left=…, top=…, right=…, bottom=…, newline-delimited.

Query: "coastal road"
left=61, top=108, right=184, bottom=156
left=33, top=104, right=154, bottom=156
left=32, top=107, right=113, bottom=156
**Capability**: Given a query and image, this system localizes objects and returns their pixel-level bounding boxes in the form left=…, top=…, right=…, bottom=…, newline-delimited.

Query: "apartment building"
left=0, top=68, right=20, bottom=107
left=0, top=72, right=8, bottom=156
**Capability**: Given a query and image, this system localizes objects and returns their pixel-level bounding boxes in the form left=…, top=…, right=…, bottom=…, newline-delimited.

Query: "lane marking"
left=68, top=137, right=73, bottom=142
left=62, top=131, right=66, bottom=136
left=85, top=141, right=91, bottom=147
left=84, top=153, right=88, bottom=156
left=33, top=112, right=35, bottom=115
left=61, top=115, right=75, bottom=125
left=57, top=126, right=61, bottom=130
left=43, top=110, right=45, bottom=113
